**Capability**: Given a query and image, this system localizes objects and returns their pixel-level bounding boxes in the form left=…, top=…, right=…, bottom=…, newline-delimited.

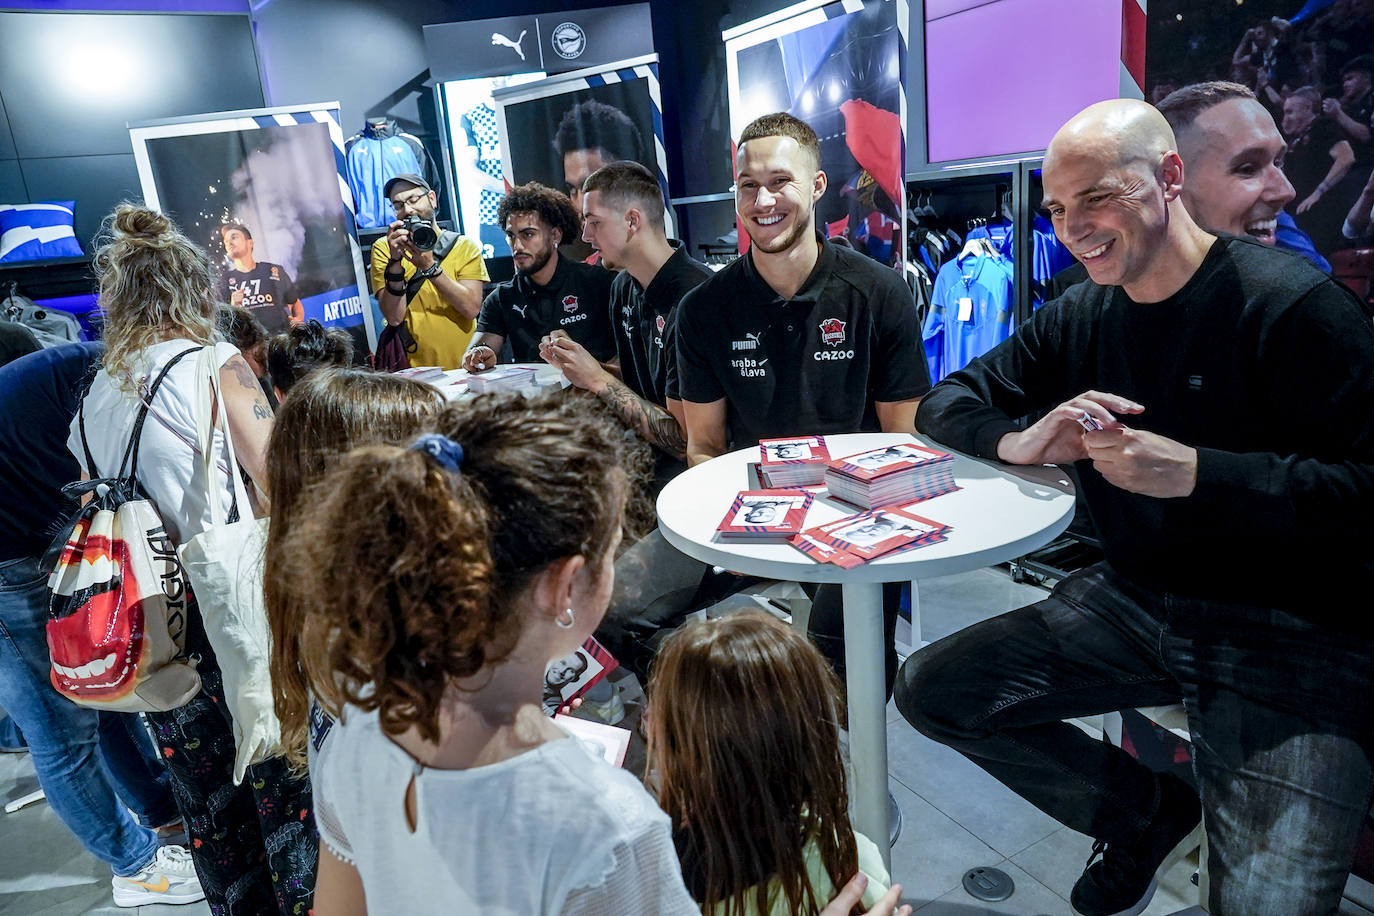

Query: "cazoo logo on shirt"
left=560, top=294, right=587, bottom=326
left=815, top=317, right=853, bottom=361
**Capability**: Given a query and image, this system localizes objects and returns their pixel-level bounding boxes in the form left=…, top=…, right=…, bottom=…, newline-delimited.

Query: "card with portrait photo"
left=716, top=489, right=814, bottom=539
left=802, top=506, right=950, bottom=560
left=542, top=636, right=619, bottom=716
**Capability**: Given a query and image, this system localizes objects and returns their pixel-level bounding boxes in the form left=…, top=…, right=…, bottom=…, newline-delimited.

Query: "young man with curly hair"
left=464, top=182, right=617, bottom=370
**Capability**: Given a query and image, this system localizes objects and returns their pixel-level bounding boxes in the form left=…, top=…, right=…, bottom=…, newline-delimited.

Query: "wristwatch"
left=414, top=261, right=444, bottom=280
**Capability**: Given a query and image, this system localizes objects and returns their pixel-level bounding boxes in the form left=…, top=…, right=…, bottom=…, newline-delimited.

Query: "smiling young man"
left=464, top=182, right=615, bottom=371
left=1154, top=81, right=1333, bottom=271
left=674, top=111, right=929, bottom=695
left=897, top=99, right=1374, bottom=916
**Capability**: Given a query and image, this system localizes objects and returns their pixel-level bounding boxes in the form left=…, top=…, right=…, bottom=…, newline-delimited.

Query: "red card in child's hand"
left=544, top=636, right=619, bottom=717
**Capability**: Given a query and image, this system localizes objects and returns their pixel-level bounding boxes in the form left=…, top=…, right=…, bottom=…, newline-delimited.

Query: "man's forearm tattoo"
left=600, top=379, right=686, bottom=459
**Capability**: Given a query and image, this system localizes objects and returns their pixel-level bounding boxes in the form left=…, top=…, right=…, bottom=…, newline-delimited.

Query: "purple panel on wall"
left=925, top=0, right=1001, bottom=20
left=0, top=1, right=247, bottom=10
left=925, top=0, right=1121, bottom=163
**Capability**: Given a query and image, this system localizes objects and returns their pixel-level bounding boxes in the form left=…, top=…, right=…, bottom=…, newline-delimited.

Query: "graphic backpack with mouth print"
left=44, top=346, right=203, bottom=712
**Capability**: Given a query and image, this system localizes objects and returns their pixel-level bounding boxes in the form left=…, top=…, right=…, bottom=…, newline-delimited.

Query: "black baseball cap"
left=383, top=173, right=433, bottom=198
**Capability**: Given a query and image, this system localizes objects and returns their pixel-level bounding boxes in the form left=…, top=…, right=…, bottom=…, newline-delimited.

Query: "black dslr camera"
left=400, top=217, right=438, bottom=252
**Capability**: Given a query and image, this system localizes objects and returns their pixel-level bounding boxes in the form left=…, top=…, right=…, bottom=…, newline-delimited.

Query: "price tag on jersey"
left=957, top=297, right=973, bottom=321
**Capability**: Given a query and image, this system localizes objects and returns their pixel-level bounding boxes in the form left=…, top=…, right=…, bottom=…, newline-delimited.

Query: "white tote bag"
left=177, top=347, right=280, bottom=784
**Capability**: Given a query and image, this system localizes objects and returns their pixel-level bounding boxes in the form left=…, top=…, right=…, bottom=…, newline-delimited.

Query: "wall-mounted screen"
left=924, top=0, right=1128, bottom=164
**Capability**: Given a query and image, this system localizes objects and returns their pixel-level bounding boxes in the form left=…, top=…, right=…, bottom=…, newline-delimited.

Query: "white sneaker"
left=111, top=844, right=205, bottom=907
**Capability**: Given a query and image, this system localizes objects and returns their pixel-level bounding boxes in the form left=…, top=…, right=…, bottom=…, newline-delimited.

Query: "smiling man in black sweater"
left=896, top=99, right=1374, bottom=916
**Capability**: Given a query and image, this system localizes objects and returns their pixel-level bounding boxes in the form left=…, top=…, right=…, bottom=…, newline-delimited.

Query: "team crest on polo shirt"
left=819, top=318, right=846, bottom=346
left=270, top=267, right=280, bottom=280
left=655, top=315, right=665, bottom=334
left=562, top=295, right=579, bottom=313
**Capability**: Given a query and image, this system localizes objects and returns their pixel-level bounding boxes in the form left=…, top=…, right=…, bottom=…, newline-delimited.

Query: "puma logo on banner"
left=491, top=31, right=527, bottom=60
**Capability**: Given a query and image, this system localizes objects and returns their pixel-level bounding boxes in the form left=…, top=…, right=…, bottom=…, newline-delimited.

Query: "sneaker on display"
left=111, top=844, right=205, bottom=908
left=1069, top=774, right=1202, bottom=916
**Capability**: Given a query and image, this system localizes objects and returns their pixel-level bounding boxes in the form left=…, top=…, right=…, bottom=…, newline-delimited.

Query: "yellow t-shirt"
left=370, top=234, right=488, bottom=370
left=705, top=830, right=889, bottom=915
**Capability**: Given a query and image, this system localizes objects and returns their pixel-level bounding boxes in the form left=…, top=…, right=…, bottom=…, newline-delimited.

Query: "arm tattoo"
left=228, top=357, right=261, bottom=392
left=600, top=379, right=687, bottom=459
left=252, top=401, right=272, bottom=420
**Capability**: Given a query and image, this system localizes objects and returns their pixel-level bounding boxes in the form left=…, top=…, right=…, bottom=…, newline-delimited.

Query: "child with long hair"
left=263, top=392, right=699, bottom=914
left=262, top=367, right=443, bottom=773
left=648, top=610, right=893, bottom=916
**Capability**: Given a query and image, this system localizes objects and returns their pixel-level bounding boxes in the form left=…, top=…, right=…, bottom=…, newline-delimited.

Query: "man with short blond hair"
left=674, top=110, right=929, bottom=696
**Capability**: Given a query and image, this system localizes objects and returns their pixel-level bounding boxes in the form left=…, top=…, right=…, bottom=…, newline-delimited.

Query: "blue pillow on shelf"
left=0, top=201, right=85, bottom=263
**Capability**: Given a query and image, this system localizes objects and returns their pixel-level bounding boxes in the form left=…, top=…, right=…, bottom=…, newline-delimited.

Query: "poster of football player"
left=492, top=56, right=675, bottom=236
left=440, top=72, right=546, bottom=261
left=130, top=103, right=376, bottom=353
left=725, top=0, right=905, bottom=265
left=1145, top=0, right=1374, bottom=266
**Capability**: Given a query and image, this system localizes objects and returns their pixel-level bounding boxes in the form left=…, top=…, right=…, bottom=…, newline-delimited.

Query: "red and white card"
left=788, top=531, right=864, bottom=568
left=825, top=442, right=958, bottom=508
left=758, top=436, right=831, bottom=487
left=827, top=442, right=953, bottom=481
left=800, top=506, right=950, bottom=560
left=716, top=489, right=813, bottom=540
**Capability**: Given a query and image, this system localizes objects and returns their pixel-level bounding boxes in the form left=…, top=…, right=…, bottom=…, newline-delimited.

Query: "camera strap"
left=403, top=230, right=461, bottom=304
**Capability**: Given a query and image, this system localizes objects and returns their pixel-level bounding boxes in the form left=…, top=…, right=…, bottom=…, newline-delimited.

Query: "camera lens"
left=410, top=221, right=438, bottom=251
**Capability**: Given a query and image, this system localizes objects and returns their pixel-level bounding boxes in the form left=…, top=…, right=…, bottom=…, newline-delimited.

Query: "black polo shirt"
left=612, top=242, right=713, bottom=405
left=676, top=237, right=929, bottom=449
left=476, top=255, right=616, bottom=362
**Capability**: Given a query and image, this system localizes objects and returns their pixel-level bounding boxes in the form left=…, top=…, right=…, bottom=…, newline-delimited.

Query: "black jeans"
left=895, top=562, right=1374, bottom=916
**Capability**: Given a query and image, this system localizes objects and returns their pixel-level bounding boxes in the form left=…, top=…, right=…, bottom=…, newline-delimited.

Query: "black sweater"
left=917, top=236, right=1374, bottom=629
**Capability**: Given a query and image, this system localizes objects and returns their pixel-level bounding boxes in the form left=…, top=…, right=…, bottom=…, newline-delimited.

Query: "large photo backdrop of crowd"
left=1148, top=0, right=1374, bottom=264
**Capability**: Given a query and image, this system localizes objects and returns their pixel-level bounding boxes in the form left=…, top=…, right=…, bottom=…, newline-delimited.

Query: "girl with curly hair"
left=265, top=391, right=698, bottom=915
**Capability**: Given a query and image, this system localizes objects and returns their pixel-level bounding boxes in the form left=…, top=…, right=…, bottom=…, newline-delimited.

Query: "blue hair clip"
left=410, top=434, right=465, bottom=473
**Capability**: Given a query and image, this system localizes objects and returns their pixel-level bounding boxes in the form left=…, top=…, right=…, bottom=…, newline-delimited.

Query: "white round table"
left=656, top=432, right=1075, bottom=868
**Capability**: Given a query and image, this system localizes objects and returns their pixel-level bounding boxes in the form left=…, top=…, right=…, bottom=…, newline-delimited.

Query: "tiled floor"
left=0, top=566, right=1221, bottom=914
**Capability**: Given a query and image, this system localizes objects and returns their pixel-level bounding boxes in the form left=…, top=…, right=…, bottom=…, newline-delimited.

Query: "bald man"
left=896, top=99, right=1374, bottom=916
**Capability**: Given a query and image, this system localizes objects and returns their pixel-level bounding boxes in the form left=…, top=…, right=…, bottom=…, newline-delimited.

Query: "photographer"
left=370, top=173, right=487, bottom=370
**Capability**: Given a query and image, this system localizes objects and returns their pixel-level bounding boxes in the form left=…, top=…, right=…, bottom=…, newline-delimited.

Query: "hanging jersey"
left=347, top=136, right=423, bottom=229
left=923, top=252, right=1014, bottom=384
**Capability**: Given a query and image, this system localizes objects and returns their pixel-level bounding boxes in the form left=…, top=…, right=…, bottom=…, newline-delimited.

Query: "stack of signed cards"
left=393, top=365, right=447, bottom=384
left=824, top=442, right=957, bottom=508
left=758, top=436, right=832, bottom=487
left=466, top=366, right=535, bottom=394
left=791, top=506, right=950, bottom=565
left=716, top=489, right=813, bottom=540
